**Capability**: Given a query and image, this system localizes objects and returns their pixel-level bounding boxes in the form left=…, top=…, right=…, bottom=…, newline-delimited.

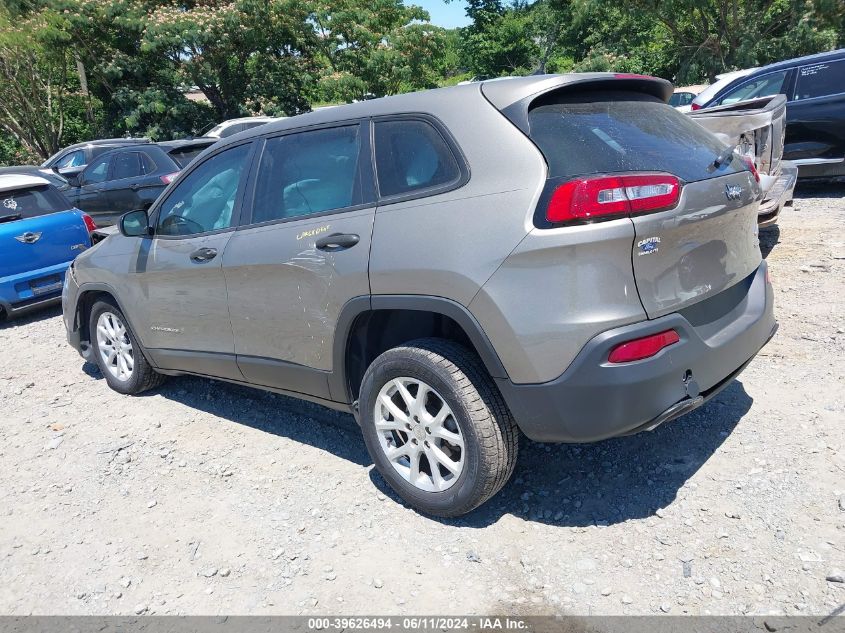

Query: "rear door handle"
left=315, top=233, right=360, bottom=251
left=129, top=183, right=140, bottom=190
left=190, top=247, right=218, bottom=262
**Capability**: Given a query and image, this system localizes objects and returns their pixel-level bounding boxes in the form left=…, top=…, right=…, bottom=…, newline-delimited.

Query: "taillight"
left=608, top=329, right=680, bottom=364
left=546, top=174, right=681, bottom=224
left=690, top=102, right=702, bottom=111
left=82, top=213, right=97, bottom=233
left=740, top=156, right=760, bottom=183
left=160, top=172, right=179, bottom=185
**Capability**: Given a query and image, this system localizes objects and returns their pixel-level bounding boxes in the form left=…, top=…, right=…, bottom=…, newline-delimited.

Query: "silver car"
left=63, top=74, right=777, bottom=516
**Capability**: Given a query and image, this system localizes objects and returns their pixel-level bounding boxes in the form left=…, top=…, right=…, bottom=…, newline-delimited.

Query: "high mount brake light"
left=608, top=329, right=680, bottom=363
left=546, top=174, right=681, bottom=224
left=613, top=73, right=656, bottom=80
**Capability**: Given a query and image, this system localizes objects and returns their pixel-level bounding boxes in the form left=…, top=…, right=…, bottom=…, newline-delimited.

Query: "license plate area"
left=30, top=274, right=63, bottom=296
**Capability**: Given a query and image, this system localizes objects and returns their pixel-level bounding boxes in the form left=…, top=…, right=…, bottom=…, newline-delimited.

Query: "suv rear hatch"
left=485, top=77, right=762, bottom=319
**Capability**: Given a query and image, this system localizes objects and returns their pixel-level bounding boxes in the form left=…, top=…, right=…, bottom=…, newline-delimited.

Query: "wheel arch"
left=73, top=283, right=141, bottom=349
left=330, top=295, right=508, bottom=404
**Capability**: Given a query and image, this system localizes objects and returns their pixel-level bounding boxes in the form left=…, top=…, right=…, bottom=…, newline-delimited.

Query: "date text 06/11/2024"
left=306, top=617, right=529, bottom=630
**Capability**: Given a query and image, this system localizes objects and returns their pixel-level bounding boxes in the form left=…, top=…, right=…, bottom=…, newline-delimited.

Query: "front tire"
left=88, top=299, right=165, bottom=395
left=359, top=338, right=518, bottom=517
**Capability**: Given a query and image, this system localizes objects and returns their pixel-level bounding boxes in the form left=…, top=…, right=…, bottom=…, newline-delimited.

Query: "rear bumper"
left=758, top=162, right=797, bottom=227
left=498, top=262, right=776, bottom=442
left=0, top=260, right=71, bottom=319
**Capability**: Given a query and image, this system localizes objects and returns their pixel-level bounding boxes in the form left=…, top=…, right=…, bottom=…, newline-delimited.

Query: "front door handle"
left=315, top=233, right=360, bottom=251
left=190, top=247, right=218, bottom=262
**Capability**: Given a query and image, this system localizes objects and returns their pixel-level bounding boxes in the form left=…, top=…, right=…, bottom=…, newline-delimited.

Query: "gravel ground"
left=1, top=185, right=844, bottom=617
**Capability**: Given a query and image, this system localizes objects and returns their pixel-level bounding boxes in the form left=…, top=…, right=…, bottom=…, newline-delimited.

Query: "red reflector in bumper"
left=608, top=329, right=680, bottom=363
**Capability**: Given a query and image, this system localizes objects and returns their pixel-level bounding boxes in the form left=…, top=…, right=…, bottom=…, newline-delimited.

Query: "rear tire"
left=88, top=299, right=165, bottom=395
left=359, top=338, right=518, bottom=517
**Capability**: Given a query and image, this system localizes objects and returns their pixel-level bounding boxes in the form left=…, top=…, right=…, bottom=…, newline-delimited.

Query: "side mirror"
left=65, top=173, right=81, bottom=188
left=119, top=209, right=151, bottom=237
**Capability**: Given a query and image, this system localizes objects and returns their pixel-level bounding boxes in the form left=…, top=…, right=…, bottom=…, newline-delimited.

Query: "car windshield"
left=0, top=185, right=70, bottom=222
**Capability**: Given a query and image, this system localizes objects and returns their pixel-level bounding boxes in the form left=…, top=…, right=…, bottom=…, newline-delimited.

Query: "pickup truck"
left=688, top=94, right=796, bottom=227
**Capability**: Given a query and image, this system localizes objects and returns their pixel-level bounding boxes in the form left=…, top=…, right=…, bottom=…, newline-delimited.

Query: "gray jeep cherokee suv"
left=63, top=73, right=777, bottom=517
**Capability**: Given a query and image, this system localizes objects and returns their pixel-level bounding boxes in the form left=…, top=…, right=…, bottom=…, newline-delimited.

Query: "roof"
left=0, top=173, right=51, bottom=193
left=212, top=73, right=673, bottom=150
left=216, top=116, right=277, bottom=125
left=753, top=48, right=844, bottom=75
left=60, top=138, right=150, bottom=151
left=157, top=138, right=219, bottom=150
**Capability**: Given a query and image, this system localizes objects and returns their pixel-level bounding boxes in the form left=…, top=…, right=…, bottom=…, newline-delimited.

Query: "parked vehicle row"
left=61, top=73, right=777, bottom=516
left=691, top=49, right=845, bottom=179
left=60, top=142, right=186, bottom=227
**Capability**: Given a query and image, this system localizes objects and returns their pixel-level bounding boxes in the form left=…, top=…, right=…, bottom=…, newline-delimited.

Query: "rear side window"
left=112, top=152, right=142, bottom=180
left=0, top=185, right=69, bottom=221
left=374, top=119, right=461, bottom=198
left=794, top=59, right=845, bottom=100
left=528, top=91, right=742, bottom=183
left=251, top=125, right=362, bottom=224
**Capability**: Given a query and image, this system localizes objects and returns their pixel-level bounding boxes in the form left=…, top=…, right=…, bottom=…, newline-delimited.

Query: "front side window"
left=83, top=156, right=110, bottom=184
left=718, top=70, right=789, bottom=105
left=251, top=125, right=362, bottom=224
left=374, top=119, right=461, bottom=197
left=112, top=152, right=142, bottom=180
left=794, top=59, right=845, bottom=100
left=156, top=143, right=251, bottom=236
left=55, top=150, right=85, bottom=169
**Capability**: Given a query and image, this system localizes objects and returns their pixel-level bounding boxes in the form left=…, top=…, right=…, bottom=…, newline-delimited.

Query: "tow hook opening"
left=683, top=369, right=700, bottom=398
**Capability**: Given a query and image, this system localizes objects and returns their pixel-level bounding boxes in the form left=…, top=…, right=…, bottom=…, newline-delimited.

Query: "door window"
left=112, top=152, right=143, bottom=180
left=82, top=155, right=110, bottom=184
left=793, top=59, right=845, bottom=100
left=156, top=143, right=251, bottom=236
left=373, top=119, right=461, bottom=197
left=139, top=151, right=158, bottom=174
left=717, top=70, right=789, bottom=105
left=55, top=150, right=85, bottom=169
left=251, top=125, right=362, bottom=224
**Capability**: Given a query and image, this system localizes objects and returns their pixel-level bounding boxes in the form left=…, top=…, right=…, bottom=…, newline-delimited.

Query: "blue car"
left=0, top=174, right=94, bottom=320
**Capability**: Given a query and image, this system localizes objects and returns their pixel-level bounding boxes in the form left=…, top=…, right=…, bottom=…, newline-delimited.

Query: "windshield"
left=0, top=185, right=71, bottom=222
left=528, top=91, right=743, bottom=183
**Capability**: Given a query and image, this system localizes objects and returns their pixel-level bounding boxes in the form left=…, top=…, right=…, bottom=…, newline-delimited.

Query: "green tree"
left=313, top=0, right=450, bottom=101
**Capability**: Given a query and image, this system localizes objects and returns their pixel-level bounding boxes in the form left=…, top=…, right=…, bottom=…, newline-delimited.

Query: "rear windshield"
left=169, top=148, right=206, bottom=168
left=528, top=91, right=743, bottom=183
left=0, top=185, right=70, bottom=222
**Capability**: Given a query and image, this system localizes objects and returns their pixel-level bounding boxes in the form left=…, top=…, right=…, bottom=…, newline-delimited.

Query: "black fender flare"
left=73, top=282, right=141, bottom=340
left=328, top=295, right=508, bottom=403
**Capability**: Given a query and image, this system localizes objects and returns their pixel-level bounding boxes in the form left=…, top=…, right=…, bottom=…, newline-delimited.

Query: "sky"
left=415, top=0, right=471, bottom=28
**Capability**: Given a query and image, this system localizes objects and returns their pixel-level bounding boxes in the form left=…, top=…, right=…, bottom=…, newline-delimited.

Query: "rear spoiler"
left=481, top=73, right=674, bottom=136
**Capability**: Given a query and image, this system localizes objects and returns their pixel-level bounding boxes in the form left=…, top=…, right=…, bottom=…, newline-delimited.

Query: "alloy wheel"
left=374, top=377, right=465, bottom=492
left=96, top=311, right=134, bottom=382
